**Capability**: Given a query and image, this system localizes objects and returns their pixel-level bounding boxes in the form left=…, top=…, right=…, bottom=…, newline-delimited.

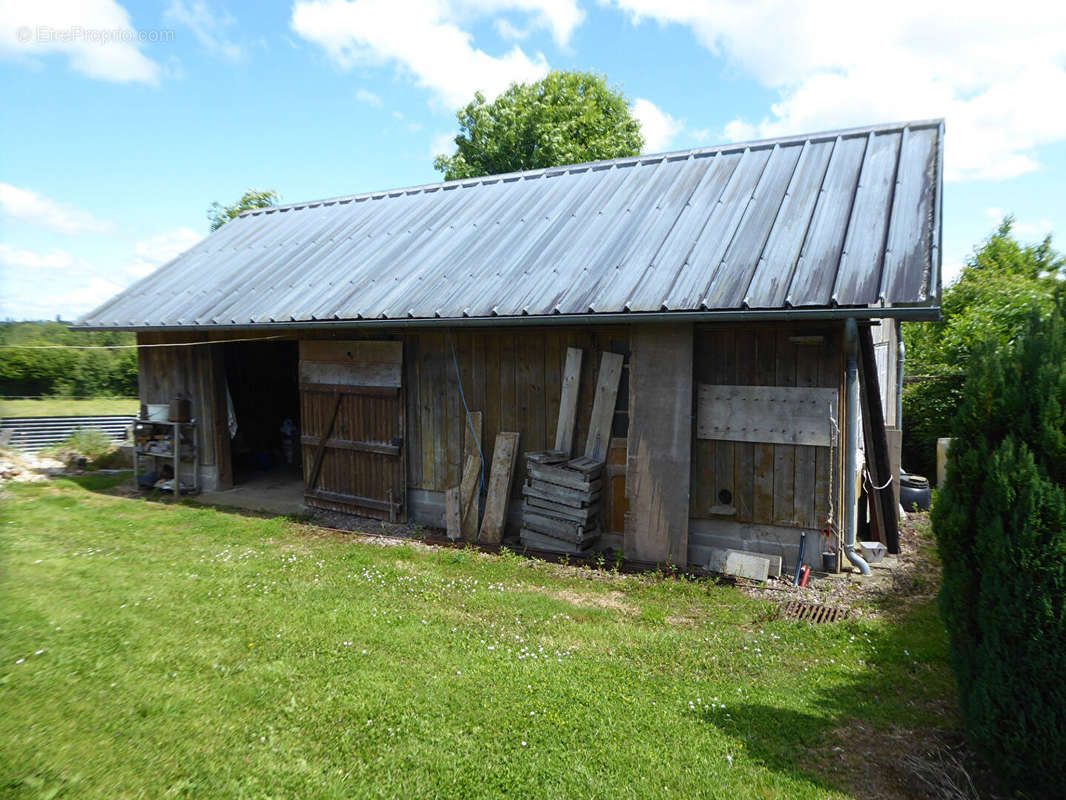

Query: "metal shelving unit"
left=133, top=419, right=199, bottom=496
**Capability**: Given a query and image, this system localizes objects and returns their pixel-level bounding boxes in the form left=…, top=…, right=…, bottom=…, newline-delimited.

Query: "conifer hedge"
left=933, top=309, right=1066, bottom=797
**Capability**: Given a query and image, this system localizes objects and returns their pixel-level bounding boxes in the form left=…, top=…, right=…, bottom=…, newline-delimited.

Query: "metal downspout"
left=896, top=319, right=905, bottom=430
left=844, top=318, right=872, bottom=575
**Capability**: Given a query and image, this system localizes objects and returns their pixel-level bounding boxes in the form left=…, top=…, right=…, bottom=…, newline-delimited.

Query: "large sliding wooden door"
left=299, top=340, right=405, bottom=521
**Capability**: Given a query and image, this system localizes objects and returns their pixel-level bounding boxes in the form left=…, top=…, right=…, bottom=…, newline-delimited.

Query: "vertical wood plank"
left=499, top=334, right=516, bottom=433
left=479, top=431, right=520, bottom=544
left=544, top=332, right=564, bottom=452
left=794, top=338, right=819, bottom=527
left=443, top=334, right=462, bottom=488
left=419, top=334, right=438, bottom=490
left=470, top=332, right=487, bottom=420
left=713, top=329, right=736, bottom=510
left=459, top=453, right=480, bottom=541
left=625, top=324, right=693, bottom=565
left=773, top=329, right=797, bottom=524
left=733, top=330, right=757, bottom=521
left=483, top=334, right=501, bottom=469
left=690, top=327, right=716, bottom=517
left=584, top=351, right=624, bottom=461
left=553, top=346, right=583, bottom=455
left=404, top=335, right=423, bottom=489
left=445, top=487, right=462, bottom=540
left=571, top=330, right=596, bottom=453
left=462, top=410, right=484, bottom=466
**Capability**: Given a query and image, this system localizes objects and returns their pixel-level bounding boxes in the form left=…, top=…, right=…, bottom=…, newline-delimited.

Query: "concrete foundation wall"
left=688, top=518, right=826, bottom=575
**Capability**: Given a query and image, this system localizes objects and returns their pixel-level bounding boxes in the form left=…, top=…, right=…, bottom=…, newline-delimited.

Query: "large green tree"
left=433, top=70, right=644, bottom=181
left=933, top=308, right=1066, bottom=797
left=901, top=219, right=1065, bottom=477
left=906, top=218, right=1065, bottom=372
left=207, top=189, right=280, bottom=232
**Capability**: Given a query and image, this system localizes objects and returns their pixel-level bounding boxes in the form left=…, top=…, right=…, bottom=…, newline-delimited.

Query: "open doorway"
left=223, top=340, right=301, bottom=488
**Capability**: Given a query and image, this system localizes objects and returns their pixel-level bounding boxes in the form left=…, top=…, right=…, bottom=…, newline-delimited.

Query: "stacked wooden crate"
left=520, top=450, right=605, bottom=553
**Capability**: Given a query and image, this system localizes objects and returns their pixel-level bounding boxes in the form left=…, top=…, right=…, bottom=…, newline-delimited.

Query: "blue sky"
left=1, top=0, right=1064, bottom=320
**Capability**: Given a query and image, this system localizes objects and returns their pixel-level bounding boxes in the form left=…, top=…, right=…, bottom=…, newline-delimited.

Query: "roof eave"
left=70, top=303, right=941, bottom=333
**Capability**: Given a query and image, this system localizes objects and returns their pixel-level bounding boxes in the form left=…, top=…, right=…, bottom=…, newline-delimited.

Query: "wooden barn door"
left=299, top=340, right=405, bottom=521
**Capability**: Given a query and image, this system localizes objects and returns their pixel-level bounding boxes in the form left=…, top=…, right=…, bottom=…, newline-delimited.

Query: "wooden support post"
left=858, top=325, right=900, bottom=553
left=584, top=352, right=624, bottom=462
left=624, top=324, right=692, bottom=565
left=886, top=426, right=902, bottom=516
left=479, top=431, right=520, bottom=544
left=554, top=347, right=583, bottom=456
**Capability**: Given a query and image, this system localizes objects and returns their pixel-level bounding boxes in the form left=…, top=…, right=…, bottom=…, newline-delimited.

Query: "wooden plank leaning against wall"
left=405, top=326, right=630, bottom=533
left=690, top=322, right=844, bottom=534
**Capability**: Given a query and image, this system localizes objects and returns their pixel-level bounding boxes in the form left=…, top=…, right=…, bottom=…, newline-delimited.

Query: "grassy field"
left=0, top=477, right=958, bottom=799
left=0, top=397, right=139, bottom=418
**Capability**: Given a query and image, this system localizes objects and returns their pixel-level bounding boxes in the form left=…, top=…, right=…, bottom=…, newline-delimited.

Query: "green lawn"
left=0, top=477, right=957, bottom=799
left=0, top=397, right=139, bottom=418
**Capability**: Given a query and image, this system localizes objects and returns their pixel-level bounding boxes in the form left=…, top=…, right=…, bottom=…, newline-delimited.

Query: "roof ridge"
left=238, top=118, right=944, bottom=220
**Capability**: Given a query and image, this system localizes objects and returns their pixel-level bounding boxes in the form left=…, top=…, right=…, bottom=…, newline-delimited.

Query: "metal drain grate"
left=779, top=600, right=848, bottom=624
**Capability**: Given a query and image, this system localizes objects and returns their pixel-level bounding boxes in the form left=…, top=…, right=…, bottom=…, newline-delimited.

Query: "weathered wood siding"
left=299, top=340, right=405, bottom=520
left=404, top=327, right=629, bottom=532
left=690, top=323, right=843, bottom=531
left=136, top=332, right=229, bottom=488
left=625, top=323, right=693, bottom=564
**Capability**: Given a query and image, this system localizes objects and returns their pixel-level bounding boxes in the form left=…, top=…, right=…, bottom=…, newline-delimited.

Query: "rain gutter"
left=72, top=305, right=940, bottom=333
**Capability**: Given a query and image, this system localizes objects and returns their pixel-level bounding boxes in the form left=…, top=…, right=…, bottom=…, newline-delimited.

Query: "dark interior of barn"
left=223, top=340, right=301, bottom=485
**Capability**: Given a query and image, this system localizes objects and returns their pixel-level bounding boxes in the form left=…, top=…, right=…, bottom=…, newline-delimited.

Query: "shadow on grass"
left=61, top=470, right=135, bottom=493
left=700, top=600, right=963, bottom=799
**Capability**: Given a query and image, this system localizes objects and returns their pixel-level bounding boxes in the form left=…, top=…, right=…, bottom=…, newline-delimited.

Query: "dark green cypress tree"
left=933, top=308, right=1066, bottom=796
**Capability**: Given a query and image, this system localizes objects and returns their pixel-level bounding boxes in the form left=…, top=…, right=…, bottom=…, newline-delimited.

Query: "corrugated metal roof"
left=79, top=119, right=943, bottom=329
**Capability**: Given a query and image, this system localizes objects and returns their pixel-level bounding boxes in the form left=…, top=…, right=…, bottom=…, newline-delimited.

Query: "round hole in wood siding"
left=718, top=488, right=732, bottom=505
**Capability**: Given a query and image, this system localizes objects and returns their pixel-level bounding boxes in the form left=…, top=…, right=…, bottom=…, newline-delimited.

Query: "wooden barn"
left=77, top=120, right=943, bottom=574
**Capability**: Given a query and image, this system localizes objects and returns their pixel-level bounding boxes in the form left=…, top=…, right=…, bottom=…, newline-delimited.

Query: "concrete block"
left=708, top=547, right=771, bottom=582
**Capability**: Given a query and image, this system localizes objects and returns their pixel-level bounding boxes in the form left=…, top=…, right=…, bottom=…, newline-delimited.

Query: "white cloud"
left=942, top=257, right=965, bottom=286
left=0, top=245, right=121, bottom=319
left=609, top=0, right=1066, bottom=182
left=290, top=0, right=551, bottom=108
left=430, top=131, right=456, bottom=159
left=0, top=183, right=112, bottom=234
left=164, top=0, right=243, bottom=61
left=0, top=227, right=203, bottom=319
left=494, top=18, right=529, bottom=40
left=984, top=207, right=1055, bottom=239
left=0, top=244, right=74, bottom=271
left=455, top=0, right=583, bottom=46
left=355, top=87, right=383, bottom=106
left=632, top=97, right=684, bottom=153
left=0, top=0, right=161, bottom=84
left=55, top=277, right=127, bottom=316
left=128, top=227, right=202, bottom=279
